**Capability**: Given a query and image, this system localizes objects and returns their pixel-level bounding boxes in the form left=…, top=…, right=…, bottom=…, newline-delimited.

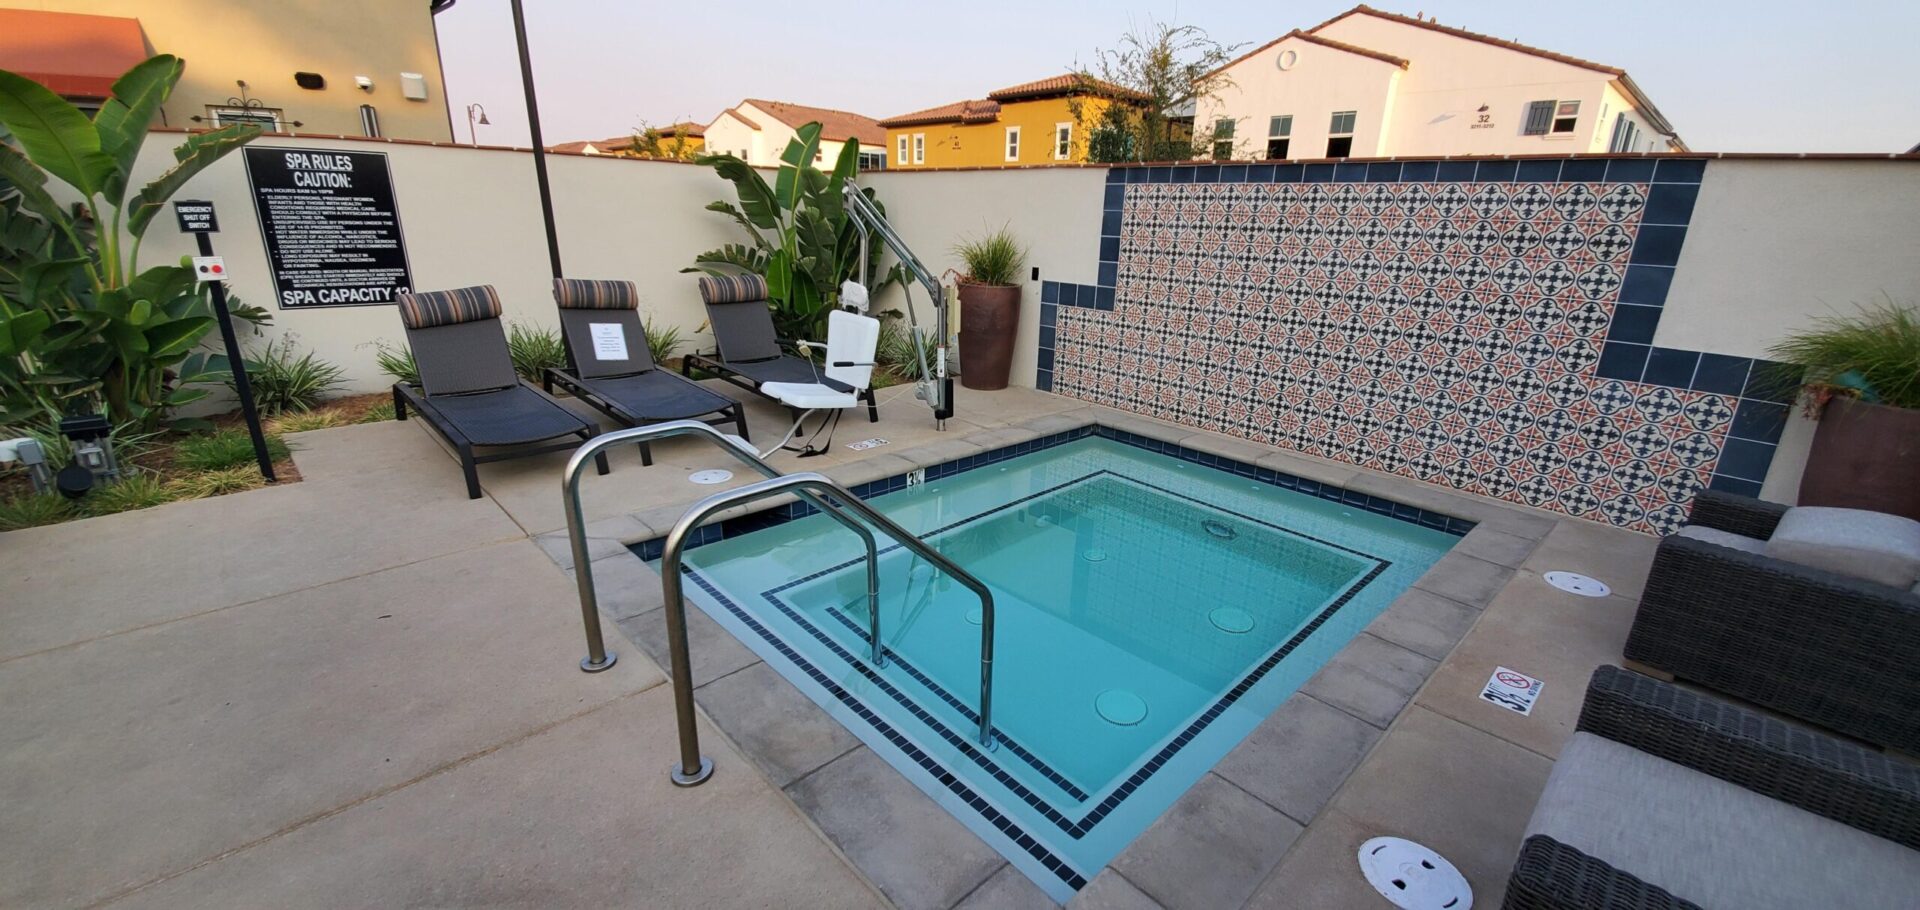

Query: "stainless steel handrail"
left=562, top=420, right=880, bottom=673
left=560, top=421, right=999, bottom=789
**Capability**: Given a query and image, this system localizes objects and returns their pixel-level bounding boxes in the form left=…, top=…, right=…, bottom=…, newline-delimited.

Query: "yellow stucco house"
left=0, top=0, right=453, bottom=142
left=881, top=74, right=1145, bottom=168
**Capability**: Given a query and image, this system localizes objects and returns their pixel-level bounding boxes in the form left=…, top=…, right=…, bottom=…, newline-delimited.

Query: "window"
left=814, top=148, right=824, bottom=162
left=1552, top=100, right=1580, bottom=134
left=1608, top=112, right=1641, bottom=153
left=1211, top=118, right=1236, bottom=159
left=858, top=151, right=886, bottom=171
left=1326, top=110, right=1356, bottom=158
left=1265, top=114, right=1292, bottom=160
left=1525, top=100, right=1581, bottom=136
left=1054, top=122, right=1072, bottom=160
left=913, top=133, right=925, bottom=164
left=1004, top=125, right=1021, bottom=162
left=897, top=135, right=909, bottom=165
left=210, top=105, right=283, bottom=130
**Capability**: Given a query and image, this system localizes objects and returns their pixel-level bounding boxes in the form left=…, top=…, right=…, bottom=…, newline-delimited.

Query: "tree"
left=626, top=120, right=700, bottom=161
left=1072, top=19, right=1243, bottom=163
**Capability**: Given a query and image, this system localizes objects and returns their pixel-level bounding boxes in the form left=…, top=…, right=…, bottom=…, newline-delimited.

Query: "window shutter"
left=1523, top=101, right=1554, bottom=136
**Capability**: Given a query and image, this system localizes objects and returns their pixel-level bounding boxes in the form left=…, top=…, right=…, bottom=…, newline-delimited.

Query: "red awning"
left=0, top=9, right=148, bottom=99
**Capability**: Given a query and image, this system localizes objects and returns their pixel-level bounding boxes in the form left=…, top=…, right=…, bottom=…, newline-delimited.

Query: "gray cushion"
left=1527, top=732, right=1920, bottom=910
left=1676, top=525, right=1768, bottom=555
left=1765, top=506, right=1920, bottom=589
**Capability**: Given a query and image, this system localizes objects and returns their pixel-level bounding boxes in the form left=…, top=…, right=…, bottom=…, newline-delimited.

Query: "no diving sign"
left=1480, top=667, right=1543, bottom=715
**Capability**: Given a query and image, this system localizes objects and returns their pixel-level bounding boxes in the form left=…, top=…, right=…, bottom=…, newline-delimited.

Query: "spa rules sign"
left=244, top=147, right=413, bottom=309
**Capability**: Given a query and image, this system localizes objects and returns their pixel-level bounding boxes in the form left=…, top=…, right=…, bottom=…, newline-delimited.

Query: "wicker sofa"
left=1503, top=666, right=1920, bottom=909
left=1623, top=490, right=1920, bottom=753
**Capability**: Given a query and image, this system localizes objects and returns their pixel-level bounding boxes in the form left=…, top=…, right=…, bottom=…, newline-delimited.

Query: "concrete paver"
left=110, top=686, right=888, bottom=910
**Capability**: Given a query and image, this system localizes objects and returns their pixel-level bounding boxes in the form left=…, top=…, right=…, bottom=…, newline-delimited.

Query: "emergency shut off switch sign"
left=244, top=147, right=414, bottom=309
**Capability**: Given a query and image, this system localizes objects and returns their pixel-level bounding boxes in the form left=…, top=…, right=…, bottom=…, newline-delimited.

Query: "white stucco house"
left=1196, top=4, right=1685, bottom=161
left=700, top=99, right=889, bottom=169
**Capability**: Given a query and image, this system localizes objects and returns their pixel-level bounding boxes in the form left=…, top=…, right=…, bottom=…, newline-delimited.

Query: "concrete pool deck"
left=1, top=379, right=1655, bottom=908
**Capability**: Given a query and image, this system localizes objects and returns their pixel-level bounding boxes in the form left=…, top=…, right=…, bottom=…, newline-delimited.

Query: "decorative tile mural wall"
left=1041, top=159, right=1792, bottom=534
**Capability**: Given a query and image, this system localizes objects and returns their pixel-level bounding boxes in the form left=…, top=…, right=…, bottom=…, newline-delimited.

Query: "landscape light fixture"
left=54, top=414, right=118, bottom=500
left=466, top=102, right=490, bottom=145
left=0, top=436, right=51, bottom=493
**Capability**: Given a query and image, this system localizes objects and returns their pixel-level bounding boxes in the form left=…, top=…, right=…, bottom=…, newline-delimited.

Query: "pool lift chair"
left=758, top=302, right=881, bottom=458
left=841, top=181, right=956, bottom=430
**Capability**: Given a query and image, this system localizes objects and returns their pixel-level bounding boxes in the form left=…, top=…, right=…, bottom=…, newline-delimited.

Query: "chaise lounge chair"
left=1503, top=665, right=1920, bottom=910
left=681, top=274, right=880, bottom=423
left=540, top=278, right=748, bottom=466
left=1624, top=490, right=1920, bottom=753
left=391, top=284, right=607, bottom=499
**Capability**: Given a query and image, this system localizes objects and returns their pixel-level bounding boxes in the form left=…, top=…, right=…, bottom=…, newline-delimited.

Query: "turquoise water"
left=664, top=437, right=1455, bottom=899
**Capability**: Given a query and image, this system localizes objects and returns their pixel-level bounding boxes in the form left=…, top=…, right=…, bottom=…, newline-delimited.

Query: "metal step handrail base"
left=660, top=471, right=998, bottom=787
left=561, top=420, right=884, bottom=675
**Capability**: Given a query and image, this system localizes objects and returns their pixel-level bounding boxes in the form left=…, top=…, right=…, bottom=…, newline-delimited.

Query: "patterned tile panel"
left=1049, top=167, right=1756, bottom=535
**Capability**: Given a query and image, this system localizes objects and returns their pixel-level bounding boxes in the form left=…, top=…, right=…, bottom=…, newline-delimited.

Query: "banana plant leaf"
left=94, top=55, right=183, bottom=206
left=126, top=123, right=261, bottom=237
left=0, top=69, right=115, bottom=198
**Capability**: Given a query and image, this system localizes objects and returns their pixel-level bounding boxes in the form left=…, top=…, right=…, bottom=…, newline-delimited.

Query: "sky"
left=432, top=1, right=1919, bottom=154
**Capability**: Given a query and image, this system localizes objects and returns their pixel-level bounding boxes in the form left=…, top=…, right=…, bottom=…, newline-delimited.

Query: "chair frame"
left=393, top=381, right=607, bottom=499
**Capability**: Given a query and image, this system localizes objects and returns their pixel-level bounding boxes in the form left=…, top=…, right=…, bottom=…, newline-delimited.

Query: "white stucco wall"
left=861, top=168, right=1107, bottom=388
left=129, top=135, right=742, bottom=393
left=1197, top=37, right=1402, bottom=160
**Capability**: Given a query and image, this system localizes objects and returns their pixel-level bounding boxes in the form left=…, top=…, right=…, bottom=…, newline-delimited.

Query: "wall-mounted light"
left=355, top=75, right=374, bottom=93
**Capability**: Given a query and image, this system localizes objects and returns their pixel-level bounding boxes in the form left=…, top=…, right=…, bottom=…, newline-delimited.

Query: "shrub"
left=644, top=315, right=685, bottom=365
left=84, top=472, right=177, bottom=515
left=0, top=491, right=76, bottom=531
left=358, top=401, right=396, bottom=423
left=241, top=338, right=347, bottom=414
left=1766, top=298, right=1920, bottom=411
left=175, top=430, right=290, bottom=472
left=272, top=410, right=346, bottom=434
left=952, top=226, right=1027, bottom=286
left=166, top=466, right=266, bottom=499
left=371, top=341, right=421, bottom=386
left=877, top=315, right=943, bottom=379
left=507, top=322, right=567, bottom=382
left=3, top=414, right=162, bottom=470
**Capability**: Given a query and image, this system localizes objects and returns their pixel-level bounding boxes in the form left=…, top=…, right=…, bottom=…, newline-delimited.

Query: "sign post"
left=174, top=200, right=276, bottom=482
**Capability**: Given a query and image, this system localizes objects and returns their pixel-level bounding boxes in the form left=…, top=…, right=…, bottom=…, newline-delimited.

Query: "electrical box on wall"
left=294, top=71, right=325, bottom=90
left=399, top=72, right=428, bottom=101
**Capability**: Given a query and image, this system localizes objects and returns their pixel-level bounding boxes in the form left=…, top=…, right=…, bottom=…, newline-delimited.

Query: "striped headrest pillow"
left=396, top=285, right=503, bottom=329
left=697, top=273, right=769, bottom=305
left=553, top=278, right=639, bottom=310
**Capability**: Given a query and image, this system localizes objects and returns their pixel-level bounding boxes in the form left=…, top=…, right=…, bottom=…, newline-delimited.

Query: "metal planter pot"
left=1798, top=396, right=1920, bottom=520
left=957, top=282, right=1020, bottom=391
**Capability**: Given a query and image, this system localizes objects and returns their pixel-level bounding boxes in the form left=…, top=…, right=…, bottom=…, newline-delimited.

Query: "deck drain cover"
left=1209, top=607, right=1255, bottom=633
left=1095, top=690, right=1147, bottom=726
left=1358, top=837, right=1472, bottom=910
left=688, top=469, right=734, bottom=485
left=1082, top=548, right=1107, bottom=562
left=1544, top=571, right=1610, bottom=598
left=964, top=605, right=983, bottom=625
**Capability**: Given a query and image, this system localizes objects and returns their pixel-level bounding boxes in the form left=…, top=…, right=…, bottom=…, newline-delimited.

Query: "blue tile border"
left=630, top=424, right=1475, bottom=561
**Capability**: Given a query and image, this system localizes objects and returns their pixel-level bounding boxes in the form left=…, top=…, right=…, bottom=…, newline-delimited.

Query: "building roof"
left=1212, top=29, right=1409, bottom=75
left=1311, top=5, right=1624, bottom=76
left=987, top=73, right=1146, bottom=102
left=0, top=9, right=148, bottom=98
left=717, top=107, right=762, bottom=131
left=739, top=99, right=886, bottom=146
left=657, top=121, right=705, bottom=138
left=547, top=136, right=635, bottom=154
left=878, top=99, right=1002, bottom=128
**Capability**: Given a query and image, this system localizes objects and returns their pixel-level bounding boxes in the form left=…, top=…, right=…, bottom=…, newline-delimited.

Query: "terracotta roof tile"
left=987, top=73, right=1146, bottom=102
left=0, top=9, right=147, bottom=98
left=741, top=99, right=885, bottom=146
left=720, top=106, right=762, bottom=130
left=1210, top=29, right=1410, bottom=76
left=878, top=99, right=1002, bottom=128
left=658, top=121, right=705, bottom=138
left=1311, top=5, right=1622, bottom=76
